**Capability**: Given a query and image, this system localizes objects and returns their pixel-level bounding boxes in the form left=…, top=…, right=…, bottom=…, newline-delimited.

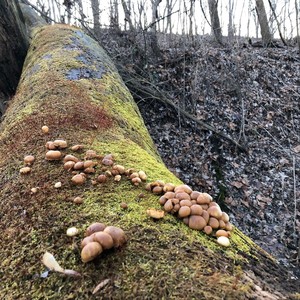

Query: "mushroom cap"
left=97, top=174, right=107, bottom=183
left=225, top=222, right=233, bottom=231
left=64, top=161, right=75, bottom=170
left=190, top=191, right=201, bottom=200
left=66, top=227, right=79, bottom=237
left=71, top=144, right=84, bottom=151
left=152, top=186, right=163, bottom=194
left=71, top=174, right=86, bottom=185
left=174, top=184, right=193, bottom=194
left=202, top=210, right=210, bottom=223
left=163, top=183, right=176, bottom=192
left=104, top=226, right=127, bottom=248
left=217, top=236, right=230, bottom=247
left=188, top=215, right=207, bottom=230
left=207, top=206, right=223, bottom=219
left=53, top=139, right=68, bottom=149
left=42, top=125, right=49, bottom=133
left=63, top=154, right=79, bottom=163
left=159, top=196, right=167, bottom=206
left=203, top=225, right=213, bottom=235
left=196, top=193, right=212, bottom=204
left=45, top=150, right=62, bottom=160
left=74, top=161, right=84, bottom=170
left=138, top=170, right=147, bottom=180
left=81, top=235, right=95, bottom=248
left=208, top=217, right=219, bottom=229
left=221, top=212, right=230, bottom=223
left=178, top=206, right=191, bottom=218
left=164, top=199, right=173, bottom=212
left=24, top=155, right=35, bottom=165
left=20, top=166, right=31, bottom=174
left=81, top=242, right=103, bottom=262
left=83, top=160, right=96, bottom=169
left=85, top=222, right=106, bottom=236
left=175, top=192, right=191, bottom=200
left=190, top=204, right=203, bottom=215
left=215, top=230, right=229, bottom=238
left=45, top=141, right=56, bottom=150
left=73, top=197, right=83, bottom=204
left=93, top=232, right=114, bottom=250
left=179, top=199, right=192, bottom=207
left=164, top=192, right=175, bottom=199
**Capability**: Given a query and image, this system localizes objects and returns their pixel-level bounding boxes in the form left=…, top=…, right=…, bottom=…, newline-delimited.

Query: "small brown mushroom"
left=42, top=125, right=49, bottom=134
left=203, top=225, right=213, bottom=235
left=179, top=199, right=192, bottom=207
left=188, top=215, right=207, bottom=230
left=63, top=154, right=79, bottom=163
left=81, top=242, right=103, bottom=262
left=71, top=144, right=84, bottom=151
left=207, top=206, right=223, bottom=219
left=71, top=174, right=86, bottom=185
left=196, top=193, right=212, bottom=204
left=53, top=139, right=68, bottom=149
left=175, top=192, right=191, bottom=200
left=190, top=191, right=201, bottom=200
left=159, top=196, right=167, bottom=206
left=81, top=235, right=94, bottom=248
left=45, top=150, right=62, bottom=160
left=138, top=170, right=147, bottom=181
left=97, top=174, right=107, bottom=183
left=208, top=217, right=219, bottom=229
left=85, top=222, right=106, bottom=236
left=152, top=186, right=163, bottom=194
left=164, top=199, right=173, bottom=212
left=20, top=166, right=31, bottom=174
left=215, top=230, right=229, bottom=238
left=45, top=141, right=56, bottom=150
left=73, top=197, right=83, bottom=204
left=131, top=177, right=141, bottom=186
left=190, top=204, right=203, bottom=216
left=74, top=161, right=84, bottom=170
left=174, top=184, right=193, bottom=194
left=103, top=226, right=127, bottom=248
left=24, top=155, right=35, bottom=165
left=178, top=206, right=191, bottom=218
left=163, top=183, right=175, bottom=192
left=93, top=232, right=114, bottom=250
left=64, top=161, right=75, bottom=171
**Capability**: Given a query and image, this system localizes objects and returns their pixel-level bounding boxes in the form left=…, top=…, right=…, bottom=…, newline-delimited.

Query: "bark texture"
left=0, top=25, right=298, bottom=299
left=0, top=0, right=28, bottom=115
left=208, top=0, right=223, bottom=45
left=255, top=0, right=273, bottom=46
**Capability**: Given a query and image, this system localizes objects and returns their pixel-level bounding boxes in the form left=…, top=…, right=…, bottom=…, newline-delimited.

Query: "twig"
left=123, top=72, right=248, bottom=152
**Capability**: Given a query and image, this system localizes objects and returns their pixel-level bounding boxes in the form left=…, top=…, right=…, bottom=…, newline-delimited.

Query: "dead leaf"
left=146, top=208, right=165, bottom=219
left=230, top=181, right=243, bottom=189
left=92, top=279, right=110, bottom=295
left=293, top=145, right=300, bottom=153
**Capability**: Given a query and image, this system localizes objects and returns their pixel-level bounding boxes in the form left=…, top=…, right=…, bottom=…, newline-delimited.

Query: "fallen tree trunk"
left=0, top=24, right=299, bottom=299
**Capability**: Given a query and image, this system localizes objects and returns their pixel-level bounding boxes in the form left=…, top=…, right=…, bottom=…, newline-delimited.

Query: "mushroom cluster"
left=147, top=182, right=233, bottom=246
left=20, top=155, right=36, bottom=174
left=80, top=222, right=127, bottom=262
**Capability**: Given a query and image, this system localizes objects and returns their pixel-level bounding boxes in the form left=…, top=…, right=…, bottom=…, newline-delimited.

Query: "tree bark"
left=0, top=0, right=28, bottom=116
left=91, top=0, right=101, bottom=36
left=255, top=0, right=273, bottom=46
left=208, top=0, right=223, bottom=45
left=0, top=23, right=299, bottom=299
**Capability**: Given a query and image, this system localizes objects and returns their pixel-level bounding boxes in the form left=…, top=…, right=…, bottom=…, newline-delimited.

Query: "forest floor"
left=102, top=33, right=300, bottom=282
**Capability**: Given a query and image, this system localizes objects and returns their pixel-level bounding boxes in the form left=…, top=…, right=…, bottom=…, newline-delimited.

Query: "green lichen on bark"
left=0, top=24, right=290, bottom=299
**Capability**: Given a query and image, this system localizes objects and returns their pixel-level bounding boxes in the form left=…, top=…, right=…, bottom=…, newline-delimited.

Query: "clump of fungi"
left=80, top=222, right=127, bottom=262
left=148, top=182, right=233, bottom=247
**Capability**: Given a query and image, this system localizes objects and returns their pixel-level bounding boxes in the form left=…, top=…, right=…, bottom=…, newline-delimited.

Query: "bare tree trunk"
left=121, top=0, right=134, bottom=30
left=188, top=0, right=195, bottom=36
left=208, top=0, right=223, bottom=45
left=149, top=0, right=162, bottom=57
left=228, top=0, right=234, bottom=41
left=255, top=0, right=273, bottom=46
left=296, top=0, right=300, bottom=53
left=91, top=0, right=101, bottom=36
left=0, top=0, right=28, bottom=115
left=267, top=0, right=287, bottom=45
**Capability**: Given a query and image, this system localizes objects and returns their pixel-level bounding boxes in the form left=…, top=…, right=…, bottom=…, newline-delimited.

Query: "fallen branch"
left=122, top=71, right=248, bottom=153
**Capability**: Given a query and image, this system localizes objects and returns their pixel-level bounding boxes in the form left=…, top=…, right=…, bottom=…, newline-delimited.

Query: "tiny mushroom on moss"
left=146, top=208, right=165, bottom=219
left=71, top=144, right=84, bottom=151
left=81, top=242, right=103, bottom=263
left=63, top=154, right=79, bottom=163
left=20, top=166, right=31, bottom=174
left=103, top=226, right=127, bottom=248
left=66, top=227, right=79, bottom=237
left=73, top=197, right=83, bottom=204
left=85, top=222, right=106, bottom=236
left=93, top=232, right=114, bottom=250
left=24, top=155, right=35, bottom=165
left=42, top=125, right=49, bottom=133
left=188, top=215, right=207, bottom=230
left=45, top=150, right=62, bottom=160
left=217, top=236, right=230, bottom=247
left=53, top=139, right=68, bottom=149
left=71, top=174, right=86, bottom=185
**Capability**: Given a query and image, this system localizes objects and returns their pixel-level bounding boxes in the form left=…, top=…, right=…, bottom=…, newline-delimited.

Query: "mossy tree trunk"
left=0, top=24, right=298, bottom=299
